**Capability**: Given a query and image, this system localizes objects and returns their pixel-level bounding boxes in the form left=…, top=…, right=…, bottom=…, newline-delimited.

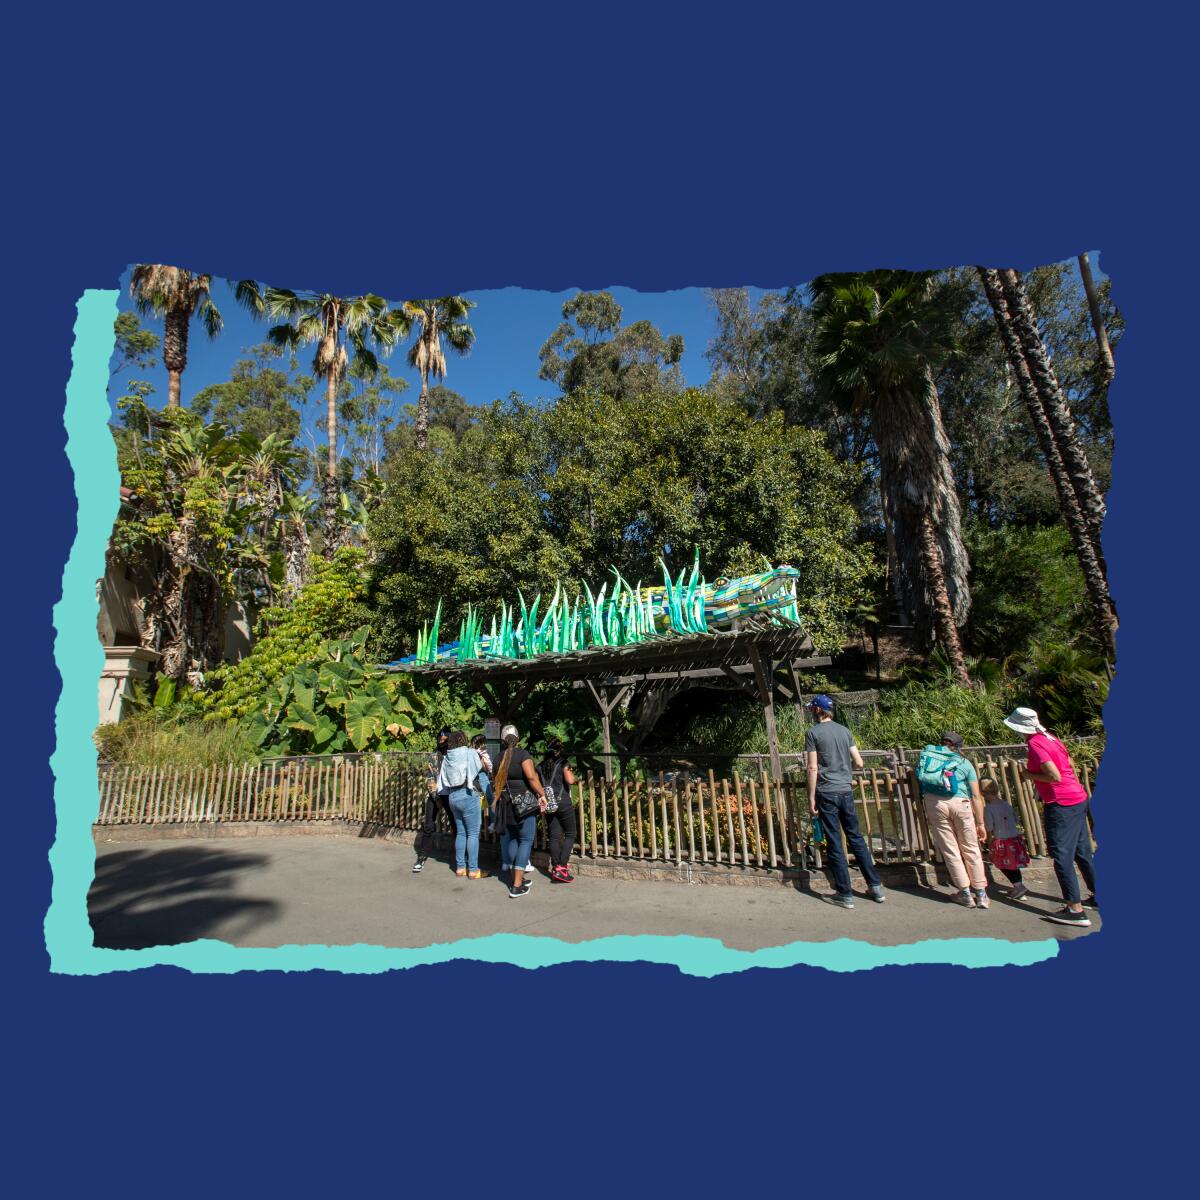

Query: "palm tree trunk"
left=998, top=269, right=1107, bottom=547
left=325, top=367, right=338, bottom=479
left=163, top=308, right=189, bottom=408
left=1077, top=252, right=1115, bottom=386
left=977, top=269, right=1117, bottom=655
left=916, top=509, right=970, bottom=687
left=415, top=372, right=430, bottom=451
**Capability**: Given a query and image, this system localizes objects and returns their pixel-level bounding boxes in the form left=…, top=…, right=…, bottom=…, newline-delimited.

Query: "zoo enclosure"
left=93, top=746, right=1097, bottom=871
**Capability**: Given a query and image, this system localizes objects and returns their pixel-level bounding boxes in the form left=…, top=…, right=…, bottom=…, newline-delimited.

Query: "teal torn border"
left=46, top=289, right=1059, bottom=976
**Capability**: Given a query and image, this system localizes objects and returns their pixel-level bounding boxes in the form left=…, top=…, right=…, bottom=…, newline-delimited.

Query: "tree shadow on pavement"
left=89, top=846, right=280, bottom=950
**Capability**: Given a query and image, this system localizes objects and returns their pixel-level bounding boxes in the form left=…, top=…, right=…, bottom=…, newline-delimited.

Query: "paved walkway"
left=89, top=835, right=1100, bottom=951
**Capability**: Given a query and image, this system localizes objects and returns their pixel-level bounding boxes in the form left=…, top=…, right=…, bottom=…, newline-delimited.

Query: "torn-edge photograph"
left=86, top=260, right=1116, bottom=957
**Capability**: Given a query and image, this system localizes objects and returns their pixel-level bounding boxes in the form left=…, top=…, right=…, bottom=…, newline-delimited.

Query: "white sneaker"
left=523, top=863, right=534, bottom=886
left=972, top=888, right=990, bottom=909
left=951, top=889, right=975, bottom=907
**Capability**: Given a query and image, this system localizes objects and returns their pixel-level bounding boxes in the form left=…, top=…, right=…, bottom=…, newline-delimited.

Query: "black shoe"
left=412, top=856, right=426, bottom=873
left=507, top=883, right=530, bottom=899
left=1042, top=907, right=1091, bottom=927
left=1083, top=895, right=1099, bottom=910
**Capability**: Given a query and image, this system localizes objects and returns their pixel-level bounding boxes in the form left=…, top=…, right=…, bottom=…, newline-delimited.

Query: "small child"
left=982, top=779, right=1031, bottom=901
left=472, top=735, right=495, bottom=830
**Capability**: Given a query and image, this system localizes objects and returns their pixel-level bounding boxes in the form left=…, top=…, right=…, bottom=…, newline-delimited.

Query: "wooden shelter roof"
left=381, top=619, right=830, bottom=688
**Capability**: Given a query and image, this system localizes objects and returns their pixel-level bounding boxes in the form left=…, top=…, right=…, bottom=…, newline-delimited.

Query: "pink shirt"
left=1027, top=733, right=1087, bottom=806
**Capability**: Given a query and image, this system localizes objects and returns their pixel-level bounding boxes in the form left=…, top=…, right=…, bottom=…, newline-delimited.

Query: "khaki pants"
left=923, top=795, right=986, bottom=890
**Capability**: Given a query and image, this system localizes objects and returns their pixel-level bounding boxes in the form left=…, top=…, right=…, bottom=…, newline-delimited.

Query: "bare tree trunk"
left=917, top=510, right=970, bottom=687
left=977, top=268, right=1117, bottom=655
left=415, top=372, right=430, bottom=451
left=998, top=269, right=1107, bottom=547
left=1077, top=252, right=1115, bottom=386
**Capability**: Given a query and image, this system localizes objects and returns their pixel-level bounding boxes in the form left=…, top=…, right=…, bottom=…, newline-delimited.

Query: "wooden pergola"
left=383, top=620, right=832, bottom=783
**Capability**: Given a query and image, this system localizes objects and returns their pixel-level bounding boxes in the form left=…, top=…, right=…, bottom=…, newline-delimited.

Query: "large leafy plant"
left=242, top=627, right=428, bottom=755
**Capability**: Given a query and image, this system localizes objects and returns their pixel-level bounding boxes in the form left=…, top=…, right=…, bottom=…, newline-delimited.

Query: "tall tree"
left=997, top=269, right=1108, bottom=547
left=810, top=271, right=971, bottom=685
left=128, top=265, right=223, bottom=408
left=401, top=297, right=476, bottom=451
left=190, top=342, right=309, bottom=447
left=976, top=268, right=1117, bottom=654
left=110, top=311, right=160, bottom=381
left=236, top=283, right=405, bottom=554
left=539, top=291, right=685, bottom=400
left=1077, top=252, right=1116, bottom=387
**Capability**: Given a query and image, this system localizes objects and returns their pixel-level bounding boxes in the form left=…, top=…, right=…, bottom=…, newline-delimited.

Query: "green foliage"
left=1008, top=639, right=1109, bottom=737
left=111, top=311, right=160, bottom=379
left=370, top=389, right=878, bottom=656
left=850, top=682, right=1014, bottom=749
left=538, top=291, right=685, bottom=400
left=205, top=548, right=372, bottom=718
left=965, top=523, right=1088, bottom=659
left=94, top=709, right=256, bottom=769
left=241, top=628, right=433, bottom=755
left=190, top=342, right=310, bottom=449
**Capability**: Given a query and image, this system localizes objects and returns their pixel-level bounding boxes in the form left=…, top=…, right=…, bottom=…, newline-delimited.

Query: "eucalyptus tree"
left=236, top=282, right=406, bottom=552
left=809, top=271, right=971, bottom=685
left=128, top=265, right=223, bottom=407
left=400, top=297, right=476, bottom=450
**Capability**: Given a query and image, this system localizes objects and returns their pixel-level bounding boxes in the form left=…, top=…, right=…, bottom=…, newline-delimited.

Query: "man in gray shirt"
left=804, top=695, right=885, bottom=909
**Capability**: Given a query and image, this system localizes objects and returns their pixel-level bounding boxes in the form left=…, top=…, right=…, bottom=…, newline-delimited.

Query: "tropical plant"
left=236, top=282, right=407, bottom=552
left=400, top=297, right=476, bottom=451
left=112, top=408, right=302, bottom=683
left=240, top=628, right=429, bottom=755
left=809, top=270, right=971, bottom=684
left=204, top=547, right=372, bottom=719
left=129, top=265, right=223, bottom=408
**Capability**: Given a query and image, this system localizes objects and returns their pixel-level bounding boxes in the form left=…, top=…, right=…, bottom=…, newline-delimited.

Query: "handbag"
left=510, top=790, right=541, bottom=820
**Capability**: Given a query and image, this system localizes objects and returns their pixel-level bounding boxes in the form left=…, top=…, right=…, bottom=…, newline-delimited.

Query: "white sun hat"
left=500, top=723, right=520, bottom=741
left=1002, top=706, right=1044, bottom=736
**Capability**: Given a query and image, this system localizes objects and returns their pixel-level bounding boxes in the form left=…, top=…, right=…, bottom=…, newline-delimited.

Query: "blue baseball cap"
left=807, top=694, right=834, bottom=713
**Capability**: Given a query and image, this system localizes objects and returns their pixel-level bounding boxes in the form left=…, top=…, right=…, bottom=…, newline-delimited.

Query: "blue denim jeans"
left=501, top=813, right=537, bottom=874
left=816, top=789, right=881, bottom=896
left=1042, top=799, right=1096, bottom=905
left=448, top=787, right=482, bottom=872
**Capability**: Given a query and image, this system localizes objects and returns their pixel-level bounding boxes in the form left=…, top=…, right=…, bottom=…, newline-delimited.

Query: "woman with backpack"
left=539, top=737, right=578, bottom=883
left=492, top=725, right=547, bottom=899
left=437, top=731, right=485, bottom=879
left=916, top=731, right=989, bottom=908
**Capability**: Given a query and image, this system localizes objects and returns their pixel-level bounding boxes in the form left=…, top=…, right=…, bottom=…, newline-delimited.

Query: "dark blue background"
left=6, top=3, right=1190, bottom=1193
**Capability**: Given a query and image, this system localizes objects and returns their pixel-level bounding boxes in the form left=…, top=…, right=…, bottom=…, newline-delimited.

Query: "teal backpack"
left=916, top=745, right=966, bottom=797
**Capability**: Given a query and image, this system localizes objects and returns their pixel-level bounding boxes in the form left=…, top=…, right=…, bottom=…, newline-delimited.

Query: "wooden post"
left=748, top=645, right=783, bottom=787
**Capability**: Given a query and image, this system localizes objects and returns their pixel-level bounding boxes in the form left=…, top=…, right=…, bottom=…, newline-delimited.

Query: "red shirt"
left=1027, top=733, right=1087, bottom=806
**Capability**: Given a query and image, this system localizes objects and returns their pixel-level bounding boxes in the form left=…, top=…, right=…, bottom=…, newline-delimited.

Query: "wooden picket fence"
left=94, top=748, right=1095, bottom=871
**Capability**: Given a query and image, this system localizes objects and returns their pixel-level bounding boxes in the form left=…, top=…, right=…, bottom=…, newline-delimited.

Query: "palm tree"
left=997, top=269, right=1108, bottom=548
left=129, top=265, right=223, bottom=408
left=1076, top=253, right=1115, bottom=387
left=976, top=268, right=1117, bottom=656
left=236, top=283, right=406, bottom=553
left=401, top=297, right=476, bottom=450
left=810, top=271, right=971, bottom=686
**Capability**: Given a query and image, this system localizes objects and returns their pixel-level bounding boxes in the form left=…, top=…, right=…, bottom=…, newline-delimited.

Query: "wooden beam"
left=568, top=657, right=832, bottom=690
left=748, top=645, right=783, bottom=785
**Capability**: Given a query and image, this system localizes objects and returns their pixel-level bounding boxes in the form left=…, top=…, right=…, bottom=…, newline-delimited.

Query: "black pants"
left=417, top=791, right=454, bottom=856
left=546, top=803, right=577, bottom=869
left=998, top=866, right=1024, bottom=885
left=1043, top=799, right=1096, bottom=905
left=816, top=789, right=881, bottom=896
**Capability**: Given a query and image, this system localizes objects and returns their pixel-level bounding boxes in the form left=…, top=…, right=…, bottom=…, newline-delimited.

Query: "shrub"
left=205, top=548, right=372, bottom=719
left=94, top=710, right=257, bottom=769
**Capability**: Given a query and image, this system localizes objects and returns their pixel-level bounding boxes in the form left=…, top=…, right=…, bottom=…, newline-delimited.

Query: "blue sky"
left=108, top=271, right=765, bottom=423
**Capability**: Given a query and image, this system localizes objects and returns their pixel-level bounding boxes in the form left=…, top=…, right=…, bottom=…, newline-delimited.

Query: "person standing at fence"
left=492, top=725, right=547, bottom=899
left=472, top=734, right=495, bottom=827
left=413, top=727, right=454, bottom=873
left=1003, top=706, right=1096, bottom=927
left=438, top=731, right=485, bottom=878
left=539, top=737, right=578, bottom=883
left=805, top=695, right=885, bottom=909
left=982, top=778, right=1030, bottom=901
left=916, top=732, right=990, bottom=908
